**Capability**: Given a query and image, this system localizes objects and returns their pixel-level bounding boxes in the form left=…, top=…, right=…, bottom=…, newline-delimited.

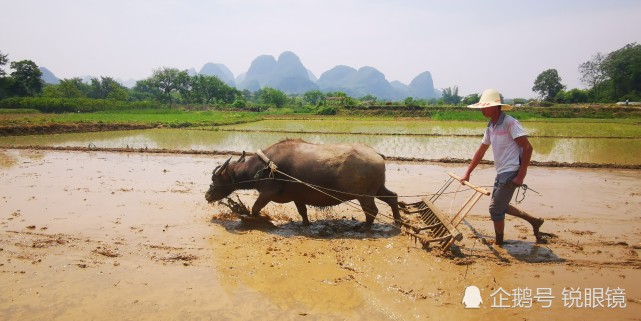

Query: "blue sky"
left=1, top=0, right=640, bottom=98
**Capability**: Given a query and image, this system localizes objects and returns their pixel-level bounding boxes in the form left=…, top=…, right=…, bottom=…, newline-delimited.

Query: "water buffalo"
left=205, top=139, right=401, bottom=228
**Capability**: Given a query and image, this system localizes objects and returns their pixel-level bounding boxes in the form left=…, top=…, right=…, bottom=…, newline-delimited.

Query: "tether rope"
left=211, top=175, right=484, bottom=199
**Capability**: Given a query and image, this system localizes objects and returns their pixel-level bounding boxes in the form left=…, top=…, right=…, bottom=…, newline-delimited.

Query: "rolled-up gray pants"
left=489, top=171, right=519, bottom=221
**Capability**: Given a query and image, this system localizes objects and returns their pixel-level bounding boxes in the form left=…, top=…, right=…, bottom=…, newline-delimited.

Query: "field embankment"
left=0, top=109, right=261, bottom=136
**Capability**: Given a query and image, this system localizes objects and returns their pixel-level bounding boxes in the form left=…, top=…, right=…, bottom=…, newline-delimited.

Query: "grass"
left=0, top=108, right=41, bottom=114
left=0, top=109, right=262, bottom=127
left=1, top=107, right=639, bottom=138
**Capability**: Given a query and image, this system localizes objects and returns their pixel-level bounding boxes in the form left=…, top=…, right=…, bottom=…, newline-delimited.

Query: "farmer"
left=461, top=89, right=544, bottom=246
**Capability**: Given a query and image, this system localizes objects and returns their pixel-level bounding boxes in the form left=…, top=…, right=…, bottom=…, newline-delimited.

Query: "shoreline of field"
left=2, top=145, right=640, bottom=170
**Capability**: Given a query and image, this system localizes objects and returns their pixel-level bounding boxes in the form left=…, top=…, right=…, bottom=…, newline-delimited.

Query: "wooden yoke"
left=256, top=149, right=270, bottom=164
left=256, top=149, right=278, bottom=173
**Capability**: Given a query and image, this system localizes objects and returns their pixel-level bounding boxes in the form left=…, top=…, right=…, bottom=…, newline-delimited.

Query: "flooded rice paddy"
left=0, top=119, right=639, bottom=165
left=1, top=150, right=640, bottom=320
left=220, top=119, right=641, bottom=138
left=2, top=118, right=641, bottom=320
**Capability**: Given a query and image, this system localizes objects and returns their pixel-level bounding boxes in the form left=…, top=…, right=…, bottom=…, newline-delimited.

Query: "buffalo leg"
left=376, top=185, right=401, bottom=225
left=294, top=201, right=310, bottom=226
left=358, top=197, right=378, bottom=229
left=251, top=192, right=274, bottom=216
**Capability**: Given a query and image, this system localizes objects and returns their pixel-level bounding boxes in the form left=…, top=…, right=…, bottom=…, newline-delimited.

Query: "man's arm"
left=512, top=136, right=533, bottom=186
left=461, top=143, right=489, bottom=183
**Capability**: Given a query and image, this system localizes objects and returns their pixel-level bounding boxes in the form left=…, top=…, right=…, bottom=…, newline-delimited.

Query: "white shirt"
left=481, top=112, right=527, bottom=174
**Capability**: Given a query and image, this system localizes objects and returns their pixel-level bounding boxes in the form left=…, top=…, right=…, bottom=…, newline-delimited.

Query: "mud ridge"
left=0, top=123, right=157, bottom=136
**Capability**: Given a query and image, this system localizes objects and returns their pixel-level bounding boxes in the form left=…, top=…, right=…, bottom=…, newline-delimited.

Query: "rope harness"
left=241, top=149, right=410, bottom=228
left=514, top=184, right=540, bottom=204
left=253, top=149, right=400, bottom=221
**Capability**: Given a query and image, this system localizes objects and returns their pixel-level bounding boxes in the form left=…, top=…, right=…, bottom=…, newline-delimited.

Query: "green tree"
left=150, top=67, right=189, bottom=105
left=578, top=52, right=607, bottom=101
left=132, top=78, right=160, bottom=101
left=174, top=71, right=192, bottom=103
left=302, top=90, right=324, bottom=106
left=87, top=77, right=128, bottom=100
left=61, top=78, right=89, bottom=98
left=325, top=91, right=356, bottom=106
left=0, top=51, right=11, bottom=98
left=43, top=78, right=87, bottom=98
left=190, top=74, right=239, bottom=104
left=190, top=74, right=218, bottom=104
left=10, top=60, right=43, bottom=96
left=601, top=42, right=641, bottom=101
left=461, top=93, right=480, bottom=106
left=404, top=97, right=416, bottom=106
left=219, top=85, right=240, bottom=104
left=555, top=88, right=589, bottom=104
left=241, top=89, right=253, bottom=101
left=257, top=87, right=287, bottom=107
left=41, top=85, right=57, bottom=98
left=532, top=69, right=565, bottom=102
left=0, top=51, right=8, bottom=77
left=441, top=86, right=461, bottom=105
left=88, top=78, right=104, bottom=99
left=359, top=94, right=378, bottom=103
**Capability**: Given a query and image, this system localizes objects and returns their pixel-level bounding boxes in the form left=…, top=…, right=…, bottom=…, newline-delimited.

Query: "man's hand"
left=512, top=175, right=525, bottom=187
left=461, top=173, right=470, bottom=184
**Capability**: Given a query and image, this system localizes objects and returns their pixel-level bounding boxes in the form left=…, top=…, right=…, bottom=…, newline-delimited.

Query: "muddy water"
left=0, top=128, right=639, bottom=165
left=1, top=149, right=640, bottom=320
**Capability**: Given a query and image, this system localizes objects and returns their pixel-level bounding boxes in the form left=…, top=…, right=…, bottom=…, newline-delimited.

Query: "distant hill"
left=199, top=63, right=235, bottom=87
left=390, top=80, right=411, bottom=98
left=237, top=51, right=318, bottom=94
left=237, top=55, right=277, bottom=92
left=40, top=51, right=438, bottom=100
left=317, top=65, right=357, bottom=90
left=236, top=51, right=439, bottom=100
left=408, top=71, right=436, bottom=99
left=317, top=65, right=436, bottom=100
left=39, top=67, right=60, bottom=85
left=266, top=51, right=318, bottom=94
left=318, top=66, right=399, bottom=99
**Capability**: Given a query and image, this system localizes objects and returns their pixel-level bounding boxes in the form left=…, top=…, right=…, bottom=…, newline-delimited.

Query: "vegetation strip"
left=3, top=145, right=639, bottom=169
left=0, top=123, right=157, bottom=136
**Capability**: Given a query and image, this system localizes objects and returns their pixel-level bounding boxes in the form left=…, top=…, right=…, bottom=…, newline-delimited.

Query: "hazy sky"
left=1, top=0, right=640, bottom=98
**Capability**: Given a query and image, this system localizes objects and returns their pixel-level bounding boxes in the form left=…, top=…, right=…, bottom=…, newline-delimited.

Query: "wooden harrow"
left=399, top=172, right=490, bottom=251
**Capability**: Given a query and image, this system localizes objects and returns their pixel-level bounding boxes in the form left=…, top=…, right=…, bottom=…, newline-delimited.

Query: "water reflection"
left=0, top=129, right=639, bottom=165
left=221, top=119, right=641, bottom=138
left=0, top=150, right=18, bottom=168
left=221, top=119, right=484, bottom=136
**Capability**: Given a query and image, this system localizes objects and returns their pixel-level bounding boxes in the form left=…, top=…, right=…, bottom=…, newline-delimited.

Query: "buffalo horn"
left=238, top=151, right=246, bottom=163
left=214, top=156, right=233, bottom=176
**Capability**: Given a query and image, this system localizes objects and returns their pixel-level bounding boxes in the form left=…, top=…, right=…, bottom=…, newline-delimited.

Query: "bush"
left=232, top=99, right=246, bottom=109
left=0, top=97, right=162, bottom=113
left=316, top=106, right=338, bottom=115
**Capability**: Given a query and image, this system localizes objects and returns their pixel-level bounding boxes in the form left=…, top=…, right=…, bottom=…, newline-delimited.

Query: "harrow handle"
left=447, top=172, right=490, bottom=196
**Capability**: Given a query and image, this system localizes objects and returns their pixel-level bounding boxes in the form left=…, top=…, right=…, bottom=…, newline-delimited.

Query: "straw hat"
left=467, top=89, right=512, bottom=110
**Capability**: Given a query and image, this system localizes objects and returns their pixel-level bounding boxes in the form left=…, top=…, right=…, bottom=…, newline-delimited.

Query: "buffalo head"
left=205, top=152, right=246, bottom=203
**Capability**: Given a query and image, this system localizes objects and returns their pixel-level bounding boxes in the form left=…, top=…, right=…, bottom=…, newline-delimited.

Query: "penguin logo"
left=462, top=285, right=483, bottom=308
